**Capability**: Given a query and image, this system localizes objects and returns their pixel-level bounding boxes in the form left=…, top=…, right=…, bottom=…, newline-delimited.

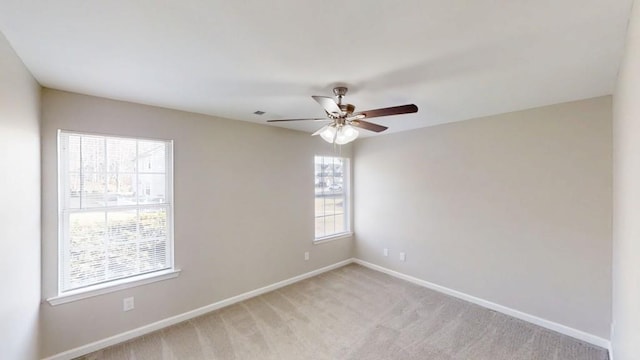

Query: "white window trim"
left=314, top=232, right=354, bottom=244
left=55, top=130, right=177, bottom=303
left=47, top=268, right=181, bottom=306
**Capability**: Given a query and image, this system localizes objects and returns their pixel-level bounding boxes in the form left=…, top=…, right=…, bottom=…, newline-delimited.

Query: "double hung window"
left=314, top=156, right=350, bottom=240
left=57, top=131, right=174, bottom=295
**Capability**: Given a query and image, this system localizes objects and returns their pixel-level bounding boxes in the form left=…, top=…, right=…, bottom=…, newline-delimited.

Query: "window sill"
left=314, top=232, right=353, bottom=244
left=46, top=268, right=181, bottom=306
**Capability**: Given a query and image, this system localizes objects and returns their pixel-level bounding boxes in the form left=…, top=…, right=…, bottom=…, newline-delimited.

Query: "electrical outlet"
left=400, top=252, right=406, bottom=262
left=304, top=251, right=309, bottom=261
left=383, top=248, right=389, bottom=257
left=123, top=297, right=135, bottom=312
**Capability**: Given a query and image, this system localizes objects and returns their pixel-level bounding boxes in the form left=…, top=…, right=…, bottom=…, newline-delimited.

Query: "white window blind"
left=58, top=131, right=174, bottom=293
left=314, top=156, right=350, bottom=239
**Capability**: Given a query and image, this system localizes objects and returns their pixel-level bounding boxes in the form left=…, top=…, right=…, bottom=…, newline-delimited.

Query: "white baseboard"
left=45, top=257, right=611, bottom=359
left=43, top=258, right=355, bottom=360
left=353, top=259, right=611, bottom=350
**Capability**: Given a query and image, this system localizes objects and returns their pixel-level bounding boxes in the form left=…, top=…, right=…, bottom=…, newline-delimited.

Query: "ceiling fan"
left=267, top=87, right=418, bottom=144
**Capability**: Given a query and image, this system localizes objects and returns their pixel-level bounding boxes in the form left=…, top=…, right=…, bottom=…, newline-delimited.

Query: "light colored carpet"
left=80, top=264, right=608, bottom=360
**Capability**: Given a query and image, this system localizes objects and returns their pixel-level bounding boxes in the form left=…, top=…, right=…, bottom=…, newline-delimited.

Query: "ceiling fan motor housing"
left=332, top=86, right=348, bottom=97
left=332, top=87, right=354, bottom=115
left=340, top=103, right=355, bottom=115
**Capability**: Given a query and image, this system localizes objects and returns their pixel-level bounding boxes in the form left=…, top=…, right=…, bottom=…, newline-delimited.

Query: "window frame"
left=49, top=130, right=179, bottom=305
left=314, top=155, right=352, bottom=242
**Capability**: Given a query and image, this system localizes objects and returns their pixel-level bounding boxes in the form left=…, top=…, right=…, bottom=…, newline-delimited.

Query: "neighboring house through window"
left=56, top=131, right=175, bottom=298
left=314, top=155, right=350, bottom=240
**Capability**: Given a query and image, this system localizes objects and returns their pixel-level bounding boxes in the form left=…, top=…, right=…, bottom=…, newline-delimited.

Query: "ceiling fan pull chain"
left=332, top=141, right=342, bottom=156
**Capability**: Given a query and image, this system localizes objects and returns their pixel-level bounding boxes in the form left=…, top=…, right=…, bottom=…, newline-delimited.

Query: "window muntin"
left=314, top=156, right=350, bottom=240
left=58, top=131, right=173, bottom=293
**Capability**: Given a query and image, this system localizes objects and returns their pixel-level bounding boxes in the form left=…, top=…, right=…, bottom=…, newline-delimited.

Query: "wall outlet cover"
left=123, top=297, right=135, bottom=311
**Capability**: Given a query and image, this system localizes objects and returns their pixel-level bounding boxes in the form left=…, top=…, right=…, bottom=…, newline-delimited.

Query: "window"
left=57, top=131, right=174, bottom=295
left=314, top=156, right=350, bottom=240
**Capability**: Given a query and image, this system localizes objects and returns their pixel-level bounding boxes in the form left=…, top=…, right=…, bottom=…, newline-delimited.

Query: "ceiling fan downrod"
left=333, top=87, right=355, bottom=115
left=333, top=86, right=348, bottom=105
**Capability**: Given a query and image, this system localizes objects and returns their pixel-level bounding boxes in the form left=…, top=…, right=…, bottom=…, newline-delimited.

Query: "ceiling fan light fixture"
left=319, top=125, right=337, bottom=143
left=335, top=125, right=359, bottom=145
left=318, top=124, right=359, bottom=145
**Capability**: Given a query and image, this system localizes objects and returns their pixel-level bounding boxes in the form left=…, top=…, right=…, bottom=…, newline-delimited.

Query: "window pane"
left=68, top=248, right=106, bottom=290
left=315, top=196, right=325, bottom=217
left=107, top=173, right=136, bottom=206
left=138, top=174, right=166, bottom=204
left=70, top=212, right=106, bottom=249
left=314, top=155, right=349, bottom=239
left=107, top=242, right=138, bottom=279
left=68, top=173, right=82, bottom=209
left=324, top=196, right=344, bottom=215
left=140, top=239, right=168, bottom=272
left=67, top=135, right=81, bottom=172
left=334, top=198, right=345, bottom=214
left=80, top=135, right=105, bottom=173
left=139, top=208, right=169, bottom=272
left=107, top=138, right=136, bottom=173
left=81, top=172, right=106, bottom=208
left=138, top=141, right=166, bottom=173
left=106, top=210, right=139, bottom=278
left=67, top=212, right=107, bottom=289
left=335, top=214, right=346, bottom=233
left=107, top=210, right=138, bottom=242
left=325, top=215, right=337, bottom=235
left=140, top=208, right=167, bottom=239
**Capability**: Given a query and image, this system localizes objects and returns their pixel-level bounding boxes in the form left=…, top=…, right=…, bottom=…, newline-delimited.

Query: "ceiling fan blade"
left=350, top=120, right=388, bottom=133
left=355, top=104, right=418, bottom=119
left=345, top=114, right=365, bottom=121
left=312, top=96, right=342, bottom=115
left=267, top=118, right=328, bottom=122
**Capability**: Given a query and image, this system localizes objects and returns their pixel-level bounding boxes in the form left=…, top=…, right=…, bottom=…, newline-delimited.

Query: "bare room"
left=2, top=1, right=640, bottom=359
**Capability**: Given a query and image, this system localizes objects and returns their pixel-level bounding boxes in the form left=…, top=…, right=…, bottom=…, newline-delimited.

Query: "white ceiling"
left=0, top=0, right=633, bottom=137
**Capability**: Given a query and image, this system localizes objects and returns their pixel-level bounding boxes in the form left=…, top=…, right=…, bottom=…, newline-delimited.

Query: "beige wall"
left=353, top=97, right=612, bottom=338
left=0, top=32, right=41, bottom=359
left=40, top=89, right=353, bottom=357
left=612, top=1, right=640, bottom=358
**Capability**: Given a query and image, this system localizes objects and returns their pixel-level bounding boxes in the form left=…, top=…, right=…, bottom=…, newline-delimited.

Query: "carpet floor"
left=80, top=264, right=608, bottom=360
